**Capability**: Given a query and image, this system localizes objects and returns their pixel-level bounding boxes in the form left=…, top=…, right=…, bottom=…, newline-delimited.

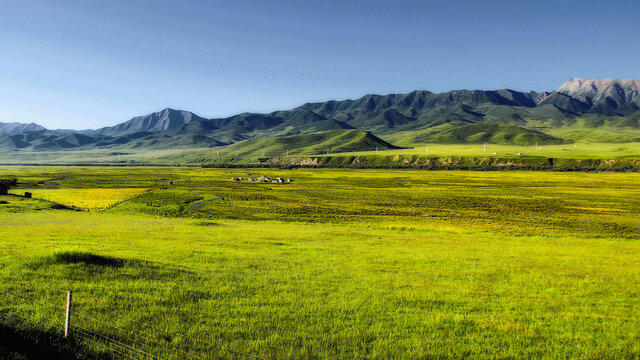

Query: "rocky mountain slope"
left=0, top=122, right=46, bottom=135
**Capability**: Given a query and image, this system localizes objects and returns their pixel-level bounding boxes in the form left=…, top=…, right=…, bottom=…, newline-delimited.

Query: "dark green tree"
left=0, top=178, right=17, bottom=195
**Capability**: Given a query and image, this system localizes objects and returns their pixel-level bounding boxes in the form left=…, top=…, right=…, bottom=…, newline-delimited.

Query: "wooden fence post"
left=64, top=290, right=72, bottom=338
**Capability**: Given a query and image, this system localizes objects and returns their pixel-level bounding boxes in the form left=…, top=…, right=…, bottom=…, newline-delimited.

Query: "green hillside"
left=532, top=117, right=640, bottom=143
left=221, top=129, right=397, bottom=156
left=148, top=129, right=398, bottom=163
left=406, top=123, right=566, bottom=145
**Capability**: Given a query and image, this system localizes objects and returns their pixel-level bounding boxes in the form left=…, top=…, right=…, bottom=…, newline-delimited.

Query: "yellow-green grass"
left=325, top=142, right=640, bottom=159
left=0, top=142, right=639, bottom=166
left=0, top=148, right=191, bottom=165
left=0, top=166, right=639, bottom=359
left=2, top=166, right=640, bottom=238
left=11, top=188, right=149, bottom=210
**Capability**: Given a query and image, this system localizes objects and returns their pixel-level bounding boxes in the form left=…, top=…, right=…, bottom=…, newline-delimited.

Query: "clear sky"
left=1, top=0, right=639, bottom=129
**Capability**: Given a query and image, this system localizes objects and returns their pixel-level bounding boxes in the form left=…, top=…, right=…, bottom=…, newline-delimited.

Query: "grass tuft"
left=193, top=221, right=220, bottom=226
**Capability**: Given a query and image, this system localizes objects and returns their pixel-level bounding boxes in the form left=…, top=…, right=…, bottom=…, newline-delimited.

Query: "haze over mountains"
left=1, top=78, right=639, bottom=152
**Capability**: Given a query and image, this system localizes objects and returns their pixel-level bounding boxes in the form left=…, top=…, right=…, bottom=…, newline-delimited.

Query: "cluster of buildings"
left=230, top=175, right=294, bottom=184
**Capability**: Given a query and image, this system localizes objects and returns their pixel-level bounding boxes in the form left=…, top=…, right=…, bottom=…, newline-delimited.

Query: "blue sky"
left=1, top=0, right=639, bottom=129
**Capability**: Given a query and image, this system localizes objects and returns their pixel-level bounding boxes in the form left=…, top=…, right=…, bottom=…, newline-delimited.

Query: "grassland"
left=328, top=142, right=640, bottom=159
left=0, top=142, right=639, bottom=167
left=0, top=166, right=639, bottom=359
left=15, top=188, right=148, bottom=210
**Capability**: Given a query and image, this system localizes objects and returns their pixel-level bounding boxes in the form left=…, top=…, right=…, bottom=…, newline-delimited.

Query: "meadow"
left=0, top=141, right=638, bottom=166
left=328, top=142, right=640, bottom=159
left=0, top=166, right=639, bottom=359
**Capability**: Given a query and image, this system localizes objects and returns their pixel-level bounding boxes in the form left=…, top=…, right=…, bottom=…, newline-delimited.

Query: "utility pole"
left=484, top=143, right=486, bottom=153
left=376, top=146, right=378, bottom=154
left=535, top=142, right=538, bottom=152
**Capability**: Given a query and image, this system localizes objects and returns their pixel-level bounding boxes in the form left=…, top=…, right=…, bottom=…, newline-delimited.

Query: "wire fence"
left=0, top=276, right=265, bottom=360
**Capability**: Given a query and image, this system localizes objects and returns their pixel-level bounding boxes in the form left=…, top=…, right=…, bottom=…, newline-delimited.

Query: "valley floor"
left=0, top=167, right=639, bottom=359
left=0, top=142, right=639, bottom=166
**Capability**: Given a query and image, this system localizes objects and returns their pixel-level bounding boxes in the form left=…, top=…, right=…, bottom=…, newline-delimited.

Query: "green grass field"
left=328, top=142, right=640, bottom=159
left=1, top=166, right=639, bottom=359
left=0, top=142, right=639, bottom=166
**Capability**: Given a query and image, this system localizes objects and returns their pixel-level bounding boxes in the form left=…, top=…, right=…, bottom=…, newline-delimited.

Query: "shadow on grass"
left=30, top=251, right=125, bottom=268
left=25, top=250, right=194, bottom=282
left=0, top=323, right=112, bottom=360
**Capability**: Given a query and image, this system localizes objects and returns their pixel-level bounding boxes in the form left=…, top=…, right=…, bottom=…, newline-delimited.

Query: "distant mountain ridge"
left=93, top=108, right=208, bottom=136
left=557, top=78, right=640, bottom=103
left=0, top=122, right=46, bottom=135
left=1, top=78, right=639, bottom=152
left=546, top=78, right=640, bottom=116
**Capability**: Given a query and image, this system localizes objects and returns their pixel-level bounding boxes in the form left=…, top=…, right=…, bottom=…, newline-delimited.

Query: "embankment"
left=265, top=155, right=640, bottom=171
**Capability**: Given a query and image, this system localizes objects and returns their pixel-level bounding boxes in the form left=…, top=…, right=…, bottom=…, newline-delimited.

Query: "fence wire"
left=0, top=278, right=265, bottom=360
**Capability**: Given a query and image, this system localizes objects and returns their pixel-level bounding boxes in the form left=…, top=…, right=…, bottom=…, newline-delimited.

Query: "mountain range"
left=0, top=122, right=47, bottom=136
left=1, top=78, right=639, bottom=152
